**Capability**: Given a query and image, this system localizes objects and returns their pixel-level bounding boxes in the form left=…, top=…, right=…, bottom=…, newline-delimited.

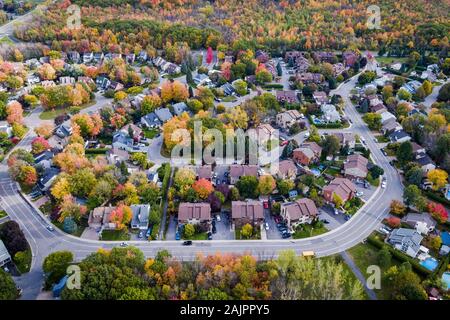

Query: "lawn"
left=235, top=226, right=261, bottom=240
left=143, top=128, right=159, bottom=139
left=293, top=223, right=328, bottom=239
left=347, top=242, right=403, bottom=300
left=101, top=229, right=130, bottom=241
left=39, top=101, right=95, bottom=120
left=53, top=221, right=86, bottom=237
left=14, top=248, right=32, bottom=274
left=221, top=96, right=237, bottom=102
left=375, top=135, right=390, bottom=143
left=0, top=210, right=7, bottom=219
left=0, top=36, right=13, bottom=44
left=376, top=56, right=408, bottom=65
left=323, top=167, right=341, bottom=177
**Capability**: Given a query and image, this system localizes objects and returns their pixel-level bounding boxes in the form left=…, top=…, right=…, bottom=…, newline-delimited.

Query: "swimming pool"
left=442, top=272, right=450, bottom=290
left=310, top=168, right=321, bottom=176
left=420, top=257, right=439, bottom=271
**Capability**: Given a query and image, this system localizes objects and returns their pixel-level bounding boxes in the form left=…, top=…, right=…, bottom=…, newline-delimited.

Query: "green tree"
left=0, top=269, right=18, bottom=300
left=184, top=224, right=195, bottom=239
left=233, top=79, right=248, bottom=96
left=240, top=223, right=253, bottom=239
left=396, top=141, right=413, bottom=166
left=236, top=176, right=259, bottom=199
left=322, top=135, right=340, bottom=157
left=362, top=113, right=382, bottom=130
left=43, top=251, right=74, bottom=288
left=277, top=179, right=295, bottom=195
left=377, top=247, right=392, bottom=268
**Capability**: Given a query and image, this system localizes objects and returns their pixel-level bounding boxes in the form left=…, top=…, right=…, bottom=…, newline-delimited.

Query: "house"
left=343, top=51, right=359, bottom=67
left=89, top=206, right=115, bottom=229
left=313, top=51, right=337, bottom=63
left=77, top=76, right=95, bottom=88
left=255, top=50, right=270, bottom=63
left=388, top=228, right=424, bottom=258
left=34, top=150, right=54, bottom=169
left=313, top=91, right=328, bottom=105
left=332, top=63, right=346, bottom=76
left=108, top=81, right=124, bottom=92
left=130, top=204, right=150, bottom=230
left=178, top=202, right=212, bottom=225
left=194, top=73, right=211, bottom=86
left=38, top=167, right=61, bottom=192
left=414, top=152, right=436, bottom=172
left=197, top=165, right=212, bottom=181
left=219, top=83, right=234, bottom=96
left=120, top=123, right=142, bottom=141
left=281, top=198, right=318, bottom=229
left=68, top=51, right=81, bottom=63
left=112, top=131, right=134, bottom=151
left=172, top=102, right=189, bottom=116
left=402, top=213, right=436, bottom=235
left=293, top=142, right=322, bottom=166
left=83, top=52, right=94, bottom=64
left=276, top=90, right=298, bottom=104
left=155, top=108, right=173, bottom=123
left=276, top=110, right=302, bottom=129
left=344, top=154, right=368, bottom=180
left=380, top=111, right=397, bottom=125
left=389, top=130, right=411, bottom=143
left=126, top=53, right=136, bottom=65
left=93, top=52, right=104, bottom=63
left=0, top=121, right=13, bottom=138
left=231, top=200, right=264, bottom=227
left=296, top=72, right=323, bottom=84
left=106, top=147, right=130, bottom=166
left=137, top=51, right=148, bottom=62
left=371, top=103, right=387, bottom=114
left=256, top=123, right=276, bottom=142
left=59, top=76, right=75, bottom=85
left=0, top=240, right=11, bottom=267
left=321, top=104, right=341, bottom=123
left=411, top=142, right=426, bottom=156
left=323, top=178, right=356, bottom=204
left=102, top=206, right=121, bottom=230
left=27, top=74, right=40, bottom=86
left=96, top=76, right=111, bottom=90
left=55, top=123, right=72, bottom=139
left=141, top=112, right=161, bottom=128
left=41, top=80, right=56, bottom=88
left=381, top=119, right=402, bottom=135
left=333, top=132, right=356, bottom=149
left=229, top=165, right=258, bottom=185
left=274, top=160, right=298, bottom=180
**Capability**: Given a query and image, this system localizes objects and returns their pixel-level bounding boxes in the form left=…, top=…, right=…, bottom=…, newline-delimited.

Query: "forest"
left=12, top=0, right=450, bottom=55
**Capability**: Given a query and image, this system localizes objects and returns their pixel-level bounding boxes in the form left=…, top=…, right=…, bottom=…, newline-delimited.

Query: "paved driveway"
left=212, top=212, right=233, bottom=240
left=264, top=208, right=282, bottom=239
left=165, top=215, right=177, bottom=240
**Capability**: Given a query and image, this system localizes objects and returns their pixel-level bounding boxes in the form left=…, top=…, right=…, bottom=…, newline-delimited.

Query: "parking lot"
left=264, top=208, right=283, bottom=239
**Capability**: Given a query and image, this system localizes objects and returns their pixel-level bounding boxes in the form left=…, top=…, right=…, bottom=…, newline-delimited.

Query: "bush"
left=85, top=148, right=108, bottom=154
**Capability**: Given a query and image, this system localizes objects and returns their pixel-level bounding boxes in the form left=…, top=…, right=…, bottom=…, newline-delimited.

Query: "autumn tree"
left=192, top=178, right=214, bottom=200
left=258, top=175, right=276, bottom=195
left=34, top=123, right=54, bottom=138
left=58, top=195, right=87, bottom=223
left=240, top=223, right=253, bottom=239
left=427, top=202, right=448, bottom=224
left=426, top=169, right=448, bottom=190
left=110, top=204, right=133, bottom=230
left=6, top=101, right=23, bottom=125
left=390, top=200, right=407, bottom=216
left=31, top=137, right=50, bottom=155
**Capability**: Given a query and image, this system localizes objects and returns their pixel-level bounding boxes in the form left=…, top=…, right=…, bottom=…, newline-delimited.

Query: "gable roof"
left=323, top=177, right=356, bottom=199
left=282, top=198, right=318, bottom=221
left=178, top=203, right=211, bottom=221
left=231, top=201, right=264, bottom=220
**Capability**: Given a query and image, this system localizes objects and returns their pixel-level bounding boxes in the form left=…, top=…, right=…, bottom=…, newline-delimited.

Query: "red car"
left=263, top=201, right=269, bottom=209
left=280, top=140, right=289, bottom=146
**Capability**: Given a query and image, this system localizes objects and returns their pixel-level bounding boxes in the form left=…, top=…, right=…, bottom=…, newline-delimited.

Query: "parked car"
left=46, top=225, right=55, bottom=232
left=216, top=214, right=221, bottom=222
left=334, top=209, right=339, bottom=215
left=207, top=232, right=212, bottom=240
left=282, top=232, right=291, bottom=239
left=280, top=140, right=289, bottom=146
left=120, top=242, right=128, bottom=247
left=146, top=228, right=152, bottom=238
left=263, top=201, right=269, bottom=209
left=265, top=222, right=270, bottom=230
left=322, top=219, right=330, bottom=224
left=212, top=225, right=217, bottom=234
left=183, top=240, right=192, bottom=246
left=356, top=191, right=364, bottom=197
left=381, top=181, right=387, bottom=189
left=138, top=231, right=144, bottom=239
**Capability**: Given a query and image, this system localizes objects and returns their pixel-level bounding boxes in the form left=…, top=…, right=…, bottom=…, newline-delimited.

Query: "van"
left=302, top=251, right=315, bottom=257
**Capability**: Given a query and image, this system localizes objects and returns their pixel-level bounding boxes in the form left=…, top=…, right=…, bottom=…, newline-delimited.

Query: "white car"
left=360, top=137, right=366, bottom=144
left=46, top=225, right=54, bottom=232
left=216, top=215, right=221, bottom=222
left=334, top=209, right=339, bottom=215
left=356, top=191, right=364, bottom=197
left=381, top=181, right=387, bottom=189
left=304, top=132, right=310, bottom=138
left=265, top=222, right=269, bottom=230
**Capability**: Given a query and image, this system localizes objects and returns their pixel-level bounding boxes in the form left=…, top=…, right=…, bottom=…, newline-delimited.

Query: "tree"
left=43, top=251, right=74, bottom=288
left=390, top=200, right=407, bottom=216
left=58, top=195, right=87, bottom=223
left=192, top=178, right=214, bottom=200
left=362, top=113, right=382, bottom=130
left=437, top=82, right=450, bottom=102
left=235, top=176, right=259, bottom=199
left=31, top=137, right=50, bottom=155
left=184, top=224, right=195, bottom=239
left=322, top=135, right=340, bottom=157
left=141, top=94, right=162, bottom=114
left=427, top=202, right=448, bottom=224
left=174, top=168, right=196, bottom=193
left=386, top=217, right=401, bottom=228
left=240, top=223, right=253, bottom=239
left=6, top=101, right=23, bottom=125
left=403, top=185, right=425, bottom=208
left=333, top=193, right=343, bottom=209
left=51, top=176, right=71, bottom=201
left=69, top=168, right=97, bottom=198
left=149, top=208, right=161, bottom=226
left=0, top=220, right=28, bottom=256
left=396, top=141, right=413, bottom=166
left=377, top=247, right=392, bottom=268
left=427, top=169, right=448, bottom=190
left=230, top=187, right=240, bottom=201
left=369, top=165, right=384, bottom=180
left=397, top=88, right=412, bottom=101
left=37, top=63, right=56, bottom=80
left=357, top=71, right=376, bottom=85
left=206, top=47, right=213, bottom=64
left=405, top=166, right=424, bottom=186
left=109, top=204, right=132, bottom=230
left=114, top=91, right=128, bottom=102
left=277, top=179, right=295, bottom=195
left=422, top=80, right=433, bottom=96
left=233, top=79, right=248, bottom=96
left=0, top=269, right=18, bottom=300
left=384, top=265, right=427, bottom=300
left=258, top=175, right=276, bottom=195
left=255, top=70, right=272, bottom=84
left=34, top=123, right=54, bottom=138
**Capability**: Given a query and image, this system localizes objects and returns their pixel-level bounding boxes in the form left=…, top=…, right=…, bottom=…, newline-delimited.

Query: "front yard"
left=293, top=221, right=328, bottom=239
left=100, top=229, right=130, bottom=241
left=39, top=101, right=96, bottom=120
left=143, top=128, right=160, bottom=139
left=235, top=225, right=261, bottom=240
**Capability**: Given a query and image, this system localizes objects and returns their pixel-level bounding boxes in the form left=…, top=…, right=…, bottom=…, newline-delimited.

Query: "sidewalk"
left=340, top=251, right=378, bottom=300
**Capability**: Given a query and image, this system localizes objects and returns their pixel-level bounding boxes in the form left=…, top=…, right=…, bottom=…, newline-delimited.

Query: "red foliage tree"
left=31, top=136, right=51, bottom=154
left=428, top=202, right=448, bottom=224
left=206, top=47, right=213, bottom=64
left=192, top=178, right=214, bottom=200
left=386, top=217, right=401, bottom=228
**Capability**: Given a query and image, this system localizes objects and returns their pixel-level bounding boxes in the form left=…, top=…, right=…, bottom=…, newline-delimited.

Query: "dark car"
left=322, top=219, right=330, bottom=224
left=183, top=240, right=192, bottom=246
left=282, top=233, right=291, bottom=239
left=207, top=232, right=212, bottom=240
left=212, top=225, right=217, bottom=234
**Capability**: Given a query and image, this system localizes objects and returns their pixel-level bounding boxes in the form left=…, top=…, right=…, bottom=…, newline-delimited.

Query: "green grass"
left=100, top=229, right=130, bottom=241
left=376, top=56, right=408, bottom=65
left=143, top=128, right=159, bottom=139
left=0, top=36, right=13, bottom=44
left=53, top=221, right=86, bottom=237
left=293, top=223, right=328, bottom=239
left=347, top=242, right=403, bottom=300
left=235, top=226, right=261, bottom=240
left=221, top=96, right=237, bottom=102
left=14, top=248, right=32, bottom=274
left=323, top=167, right=341, bottom=177
left=375, top=135, right=390, bottom=143
left=39, top=101, right=95, bottom=120
left=0, top=210, right=7, bottom=219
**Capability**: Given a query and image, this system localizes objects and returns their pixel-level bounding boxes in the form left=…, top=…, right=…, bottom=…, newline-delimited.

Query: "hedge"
left=262, top=84, right=284, bottom=89
left=367, top=235, right=432, bottom=276
left=424, top=191, right=450, bottom=207
left=85, top=148, right=108, bottom=154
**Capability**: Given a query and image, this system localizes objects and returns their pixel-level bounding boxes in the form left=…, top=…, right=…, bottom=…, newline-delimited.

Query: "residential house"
left=411, top=143, right=426, bottom=156
left=0, top=121, right=12, bottom=138
left=313, top=91, right=328, bottom=105
left=106, top=147, right=130, bottom=166
left=332, top=63, right=346, bottom=76
left=38, top=167, right=61, bottom=192
left=321, top=104, right=341, bottom=123
left=141, top=112, right=161, bottom=128
left=293, top=142, right=322, bottom=166
left=221, top=83, right=235, bottom=96
left=402, top=213, right=436, bottom=235
left=77, top=76, right=95, bottom=88
left=93, top=52, right=104, bottom=63
left=120, top=123, right=142, bottom=142
left=194, top=73, right=212, bottom=87
left=155, top=108, right=173, bottom=123
left=34, top=150, right=54, bottom=169
left=112, top=131, right=134, bottom=152
left=256, top=123, right=276, bottom=142
left=59, top=76, right=75, bottom=85
left=381, top=119, right=402, bottom=135
left=231, top=200, right=264, bottom=227
left=313, top=51, right=337, bottom=63
left=178, top=202, right=212, bottom=225
left=130, top=204, right=150, bottom=230
left=102, top=206, right=121, bottom=230
left=401, top=81, right=422, bottom=95
left=388, top=228, right=424, bottom=258
left=371, top=103, right=387, bottom=114
left=89, top=206, right=115, bottom=229
left=27, top=74, right=40, bottom=86
left=281, top=198, right=318, bottom=229
left=344, top=154, right=368, bottom=180
left=137, top=51, right=148, bottom=62
left=126, top=53, right=136, bottom=65
left=380, top=111, right=397, bottom=125
left=172, top=102, right=189, bottom=116
left=276, top=110, right=301, bottom=129
left=276, top=90, right=298, bottom=104
left=197, top=165, right=212, bottom=181
left=274, top=160, right=298, bottom=180
left=83, top=52, right=94, bottom=64
left=68, top=51, right=81, bottom=63
left=323, top=178, right=356, bottom=204
left=255, top=50, right=270, bottom=63
left=0, top=240, right=11, bottom=267
left=333, top=132, right=356, bottom=149
left=414, top=152, right=436, bottom=172
left=41, top=80, right=56, bottom=88
left=108, top=81, right=124, bottom=92
left=343, top=51, right=359, bottom=67
left=229, top=165, right=258, bottom=185
left=55, top=123, right=72, bottom=139
left=96, top=76, right=111, bottom=90
left=389, top=130, right=411, bottom=143
left=296, top=72, right=323, bottom=84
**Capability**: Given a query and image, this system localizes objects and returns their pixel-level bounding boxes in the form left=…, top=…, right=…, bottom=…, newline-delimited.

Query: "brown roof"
left=276, top=160, right=298, bottom=177
left=197, top=165, right=212, bottom=179
left=231, top=201, right=264, bottom=220
left=283, top=198, right=318, bottom=221
left=344, top=154, right=368, bottom=173
left=333, top=132, right=355, bottom=145
left=178, top=203, right=211, bottom=222
left=323, top=178, right=356, bottom=200
left=89, top=206, right=115, bottom=225
left=411, top=142, right=425, bottom=153
left=230, top=165, right=258, bottom=179
left=276, top=90, right=298, bottom=103
left=300, top=142, right=322, bottom=156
